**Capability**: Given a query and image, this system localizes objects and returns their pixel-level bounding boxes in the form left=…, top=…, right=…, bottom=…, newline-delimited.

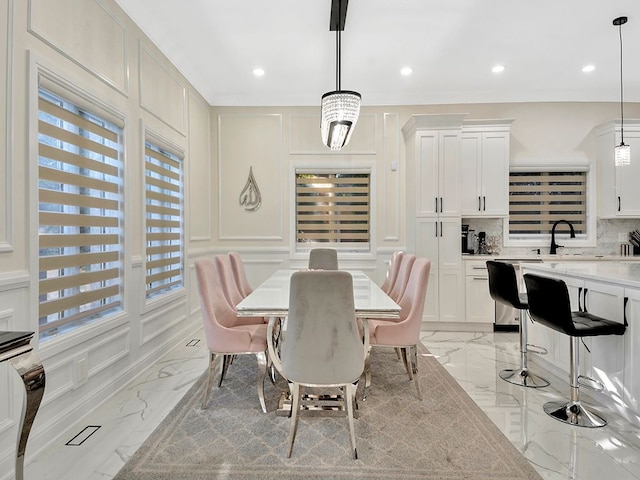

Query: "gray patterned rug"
left=114, top=347, right=542, bottom=480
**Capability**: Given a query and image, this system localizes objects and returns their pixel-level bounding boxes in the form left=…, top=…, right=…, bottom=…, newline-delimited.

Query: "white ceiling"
left=113, top=0, right=640, bottom=107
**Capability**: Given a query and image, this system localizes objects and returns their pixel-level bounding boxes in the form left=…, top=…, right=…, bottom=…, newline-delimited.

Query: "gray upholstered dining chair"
left=267, top=270, right=368, bottom=459
left=307, top=247, right=338, bottom=270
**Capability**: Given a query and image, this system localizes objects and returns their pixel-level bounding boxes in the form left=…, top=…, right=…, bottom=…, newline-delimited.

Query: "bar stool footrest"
left=526, top=344, right=548, bottom=356
left=577, top=375, right=604, bottom=392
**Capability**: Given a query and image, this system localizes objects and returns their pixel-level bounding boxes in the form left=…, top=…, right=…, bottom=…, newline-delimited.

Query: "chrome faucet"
left=550, top=219, right=576, bottom=254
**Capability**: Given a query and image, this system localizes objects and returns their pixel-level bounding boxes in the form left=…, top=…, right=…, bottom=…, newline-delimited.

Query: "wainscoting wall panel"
left=188, top=93, right=213, bottom=242
left=0, top=0, right=12, bottom=252
left=289, top=113, right=377, bottom=155
left=217, top=114, right=284, bottom=241
left=383, top=113, right=401, bottom=241
left=27, top=0, right=128, bottom=94
left=139, top=42, right=187, bottom=134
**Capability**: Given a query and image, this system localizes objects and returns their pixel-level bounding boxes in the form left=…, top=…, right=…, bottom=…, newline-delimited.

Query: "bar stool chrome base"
left=543, top=399, right=607, bottom=428
left=499, top=367, right=550, bottom=388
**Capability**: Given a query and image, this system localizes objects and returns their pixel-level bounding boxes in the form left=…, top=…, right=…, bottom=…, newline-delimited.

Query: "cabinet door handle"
left=440, top=197, right=443, bottom=213
left=618, top=196, right=621, bottom=212
left=583, top=288, right=589, bottom=313
left=440, top=221, right=443, bottom=237
left=578, top=287, right=583, bottom=312
left=478, top=196, right=481, bottom=211
left=472, top=277, right=486, bottom=281
left=624, top=296, right=629, bottom=326
left=435, top=197, right=438, bottom=213
left=483, top=196, right=486, bottom=211
left=435, top=221, right=438, bottom=237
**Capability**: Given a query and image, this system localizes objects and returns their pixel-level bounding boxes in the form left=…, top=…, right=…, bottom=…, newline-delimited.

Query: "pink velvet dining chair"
left=380, top=251, right=404, bottom=295
left=388, top=253, right=416, bottom=303
left=195, top=258, right=268, bottom=413
left=363, top=257, right=431, bottom=401
left=228, top=251, right=253, bottom=298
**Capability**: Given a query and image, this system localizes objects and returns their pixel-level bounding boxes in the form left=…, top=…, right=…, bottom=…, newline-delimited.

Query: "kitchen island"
left=521, top=261, right=640, bottom=424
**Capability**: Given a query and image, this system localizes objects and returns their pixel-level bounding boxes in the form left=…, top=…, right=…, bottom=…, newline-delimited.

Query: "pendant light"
left=321, top=0, right=361, bottom=151
left=613, top=16, right=630, bottom=166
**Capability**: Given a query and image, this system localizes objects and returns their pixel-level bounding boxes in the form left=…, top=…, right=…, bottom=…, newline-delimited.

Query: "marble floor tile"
left=21, top=329, right=640, bottom=480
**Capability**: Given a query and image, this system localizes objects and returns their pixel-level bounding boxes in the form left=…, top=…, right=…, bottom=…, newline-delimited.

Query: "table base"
left=276, top=391, right=359, bottom=418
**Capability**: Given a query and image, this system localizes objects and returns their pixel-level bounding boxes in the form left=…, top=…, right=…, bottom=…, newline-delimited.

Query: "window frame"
left=289, top=161, right=376, bottom=259
left=503, top=159, right=596, bottom=248
left=142, top=129, right=185, bottom=307
left=33, top=69, right=126, bottom=341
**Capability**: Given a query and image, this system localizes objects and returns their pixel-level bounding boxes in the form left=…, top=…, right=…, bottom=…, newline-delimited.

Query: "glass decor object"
left=615, top=143, right=631, bottom=166
left=321, top=90, right=361, bottom=150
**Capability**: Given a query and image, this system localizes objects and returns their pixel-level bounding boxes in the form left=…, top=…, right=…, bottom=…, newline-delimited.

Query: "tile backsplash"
left=463, top=218, right=640, bottom=256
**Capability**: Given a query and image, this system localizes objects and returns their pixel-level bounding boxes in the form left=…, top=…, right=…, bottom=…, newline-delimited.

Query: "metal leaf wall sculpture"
left=239, top=166, right=262, bottom=212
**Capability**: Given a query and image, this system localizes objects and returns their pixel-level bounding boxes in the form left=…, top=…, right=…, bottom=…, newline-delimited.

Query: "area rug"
left=114, top=347, right=542, bottom=480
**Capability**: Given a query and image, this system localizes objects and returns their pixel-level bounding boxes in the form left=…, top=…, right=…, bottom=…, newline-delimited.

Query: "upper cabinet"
left=596, top=120, right=640, bottom=218
left=402, top=114, right=467, bottom=218
left=460, top=120, right=513, bottom=217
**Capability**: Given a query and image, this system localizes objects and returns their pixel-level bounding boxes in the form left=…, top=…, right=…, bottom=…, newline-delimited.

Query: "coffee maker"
left=461, top=225, right=476, bottom=254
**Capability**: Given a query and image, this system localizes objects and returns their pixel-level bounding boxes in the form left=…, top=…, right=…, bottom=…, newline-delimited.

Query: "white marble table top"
left=521, top=261, right=640, bottom=289
left=236, top=269, right=401, bottom=319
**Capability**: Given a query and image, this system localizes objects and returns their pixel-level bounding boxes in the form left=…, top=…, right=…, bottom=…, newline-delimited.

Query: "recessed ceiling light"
left=582, top=65, right=596, bottom=72
left=400, top=67, right=413, bottom=76
left=492, top=65, right=505, bottom=74
left=252, top=68, right=265, bottom=77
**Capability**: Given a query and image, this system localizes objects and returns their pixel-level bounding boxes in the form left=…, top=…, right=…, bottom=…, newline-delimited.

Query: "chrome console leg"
left=543, top=336, right=607, bottom=428
left=499, top=309, right=550, bottom=388
left=6, top=349, right=46, bottom=480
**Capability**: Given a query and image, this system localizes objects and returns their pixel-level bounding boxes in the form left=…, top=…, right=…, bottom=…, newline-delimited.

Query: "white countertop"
left=521, top=261, right=640, bottom=289
left=463, top=253, right=640, bottom=262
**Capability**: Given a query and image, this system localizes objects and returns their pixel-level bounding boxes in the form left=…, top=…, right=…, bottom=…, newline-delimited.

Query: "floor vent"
left=65, top=425, right=101, bottom=446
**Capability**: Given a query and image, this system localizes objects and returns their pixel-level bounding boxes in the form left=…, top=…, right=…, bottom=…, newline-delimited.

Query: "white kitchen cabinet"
left=596, top=120, right=640, bottom=218
left=416, top=217, right=464, bottom=323
left=403, top=114, right=467, bottom=324
left=464, top=260, right=494, bottom=324
left=624, top=287, right=640, bottom=411
left=460, top=120, right=512, bottom=217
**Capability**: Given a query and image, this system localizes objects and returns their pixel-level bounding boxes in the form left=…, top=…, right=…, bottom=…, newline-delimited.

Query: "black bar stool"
left=523, top=273, right=626, bottom=427
left=486, top=261, right=549, bottom=388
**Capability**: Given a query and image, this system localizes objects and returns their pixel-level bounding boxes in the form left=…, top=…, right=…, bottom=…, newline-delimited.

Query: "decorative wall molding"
left=27, top=0, right=129, bottom=96
left=140, top=299, right=188, bottom=346
left=187, top=92, right=212, bottom=242
left=1, top=0, right=14, bottom=253
left=217, top=113, right=284, bottom=240
left=289, top=113, right=377, bottom=155
left=138, top=40, right=187, bottom=135
left=383, top=113, right=401, bottom=241
left=0, top=270, right=30, bottom=292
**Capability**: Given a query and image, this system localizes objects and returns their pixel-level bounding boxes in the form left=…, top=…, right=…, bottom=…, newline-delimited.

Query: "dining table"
left=236, top=269, right=400, bottom=416
left=236, top=269, right=401, bottom=320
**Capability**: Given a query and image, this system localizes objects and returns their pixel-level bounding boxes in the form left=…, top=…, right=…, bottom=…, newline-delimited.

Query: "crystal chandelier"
left=320, top=0, right=361, bottom=151
left=613, top=16, right=630, bottom=166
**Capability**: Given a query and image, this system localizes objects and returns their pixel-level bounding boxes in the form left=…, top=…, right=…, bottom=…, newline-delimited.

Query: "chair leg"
left=345, top=382, right=358, bottom=460
left=202, top=352, right=217, bottom=409
left=401, top=346, right=422, bottom=401
left=362, top=347, right=372, bottom=401
left=543, top=336, right=607, bottom=428
left=286, top=383, right=301, bottom=458
left=218, top=355, right=231, bottom=387
left=255, top=352, right=267, bottom=413
left=499, top=309, right=550, bottom=388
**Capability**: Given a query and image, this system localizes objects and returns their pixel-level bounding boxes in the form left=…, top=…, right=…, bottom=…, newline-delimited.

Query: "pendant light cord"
left=335, top=0, right=342, bottom=91
left=619, top=21, right=625, bottom=144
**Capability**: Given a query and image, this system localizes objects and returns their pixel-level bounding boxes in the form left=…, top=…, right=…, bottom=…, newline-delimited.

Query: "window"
left=508, top=170, right=587, bottom=236
left=295, top=172, right=370, bottom=248
left=144, top=141, right=184, bottom=299
left=38, top=88, right=123, bottom=338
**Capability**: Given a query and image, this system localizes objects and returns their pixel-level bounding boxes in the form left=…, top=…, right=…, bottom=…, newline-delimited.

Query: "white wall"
left=0, top=1, right=211, bottom=477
